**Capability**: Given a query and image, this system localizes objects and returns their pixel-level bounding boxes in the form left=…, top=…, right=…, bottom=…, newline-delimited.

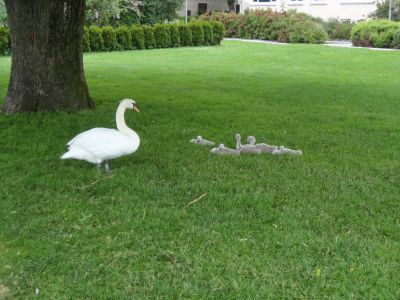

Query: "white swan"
left=247, top=136, right=278, bottom=154
left=61, top=99, right=140, bottom=175
left=235, top=133, right=261, bottom=154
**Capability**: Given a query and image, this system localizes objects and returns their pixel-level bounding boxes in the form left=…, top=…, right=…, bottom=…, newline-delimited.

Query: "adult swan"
left=61, top=99, right=140, bottom=175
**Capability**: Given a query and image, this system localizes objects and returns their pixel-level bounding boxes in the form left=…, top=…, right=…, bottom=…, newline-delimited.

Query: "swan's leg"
left=105, top=160, right=110, bottom=176
left=96, top=163, right=101, bottom=172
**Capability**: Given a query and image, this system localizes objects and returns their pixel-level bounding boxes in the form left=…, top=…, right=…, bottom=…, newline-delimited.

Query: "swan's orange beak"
left=133, top=106, right=140, bottom=113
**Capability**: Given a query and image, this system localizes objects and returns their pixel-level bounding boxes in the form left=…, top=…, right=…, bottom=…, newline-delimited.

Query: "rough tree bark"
left=2, top=0, right=93, bottom=113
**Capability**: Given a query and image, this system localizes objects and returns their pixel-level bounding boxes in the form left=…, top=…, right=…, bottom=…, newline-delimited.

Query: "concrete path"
left=224, top=38, right=399, bottom=51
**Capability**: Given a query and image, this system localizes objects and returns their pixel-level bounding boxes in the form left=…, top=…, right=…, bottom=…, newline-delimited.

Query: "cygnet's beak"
left=133, top=106, right=140, bottom=113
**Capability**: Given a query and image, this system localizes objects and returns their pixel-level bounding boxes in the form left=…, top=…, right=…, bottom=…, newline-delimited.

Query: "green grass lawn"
left=1, top=41, right=399, bottom=299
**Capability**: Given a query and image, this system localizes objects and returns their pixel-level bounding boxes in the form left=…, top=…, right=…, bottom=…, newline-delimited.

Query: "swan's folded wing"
left=68, top=128, right=136, bottom=160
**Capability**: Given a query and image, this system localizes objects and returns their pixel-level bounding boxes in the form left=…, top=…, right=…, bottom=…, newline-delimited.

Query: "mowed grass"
left=0, top=41, right=399, bottom=299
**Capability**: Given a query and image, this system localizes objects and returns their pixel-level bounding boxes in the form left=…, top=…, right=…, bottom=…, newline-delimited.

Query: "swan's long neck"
left=116, top=104, right=139, bottom=140
left=236, top=135, right=241, bottom=150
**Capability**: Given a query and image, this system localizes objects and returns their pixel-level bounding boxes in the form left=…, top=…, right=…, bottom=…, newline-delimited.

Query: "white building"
left=178, top=0, right=378, bottom=21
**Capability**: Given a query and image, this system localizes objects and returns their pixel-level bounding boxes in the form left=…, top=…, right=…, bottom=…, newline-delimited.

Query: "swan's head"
left=235, top=133, right=241, bottom=140
left=121, top=98, right=140, bottom=113
left=247, top=136, right=256, bottom=145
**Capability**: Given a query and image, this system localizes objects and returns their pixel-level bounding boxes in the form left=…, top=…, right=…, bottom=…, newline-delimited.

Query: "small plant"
left=115, top=26, right=132, bottom=50
left=101, top=26, right=117, bottom=51
left=154, top=24, right=171, bottom=48
left=131, top=26, right=145, bottom=50
left=142, top=25, right=156, bottom=49
left=89, top=26, right=104, bottom=52
left=178, top=23, right=192, bottom=46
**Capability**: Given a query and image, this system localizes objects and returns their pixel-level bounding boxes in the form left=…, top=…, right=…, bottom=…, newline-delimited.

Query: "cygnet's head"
left=121, top=99, right=140, bottom=113
left=247, top=136, right=256, bottom=145
left=219, top=144, right=225, bottom=148
left=197, top=136, right=203, bottom=141
left=235, top=133, right=241, bottom=140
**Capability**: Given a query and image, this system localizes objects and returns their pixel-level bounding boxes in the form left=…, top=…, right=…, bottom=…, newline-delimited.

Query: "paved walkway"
left=224, top=38, right=399, bottom=51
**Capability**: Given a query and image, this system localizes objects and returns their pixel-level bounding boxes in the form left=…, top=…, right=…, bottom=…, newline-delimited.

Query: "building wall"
left=177, top=0, right=229, bottom=17
left=237, top=0, right=377, bottom=21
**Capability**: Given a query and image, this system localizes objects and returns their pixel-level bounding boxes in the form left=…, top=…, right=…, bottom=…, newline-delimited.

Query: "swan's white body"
left=190, top=136, right=215, bottom=146
left=61, top=99, right=140, bottom=174
left=210, top=144, right=240, bottom=156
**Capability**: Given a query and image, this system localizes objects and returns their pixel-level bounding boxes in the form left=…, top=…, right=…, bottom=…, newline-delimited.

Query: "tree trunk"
left=2, top=0, right=93, bottom=113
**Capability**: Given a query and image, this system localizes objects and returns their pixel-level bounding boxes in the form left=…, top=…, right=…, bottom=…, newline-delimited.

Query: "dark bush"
left=131, top=26, right=145, bottom=50
left=393, top=29, right=400, bottom=49
left=154, top=24, right=171, bottom=48
left=324, top=18, right=354, bottom=40
left=178, top=23, right=192, bottom=46
left=201, top=22, right=213, bottom=45
left=89, top=26, right=104, bottom=52
left=82, top=26, right=90, bottom=52
left=142, top=25, right=156, bottom=49
left=101, top=26, right=117, bottom=51
left=210, top=21, right=224, bottom=45
left=0, top=27, right=10, bottom=55
left=351, top=20, right=400, bottom=48
left=168, top=24, right=180, bottom=47
left=115, top=26, right=132, bottom=50
left=189, top=22, right=204, bottom=46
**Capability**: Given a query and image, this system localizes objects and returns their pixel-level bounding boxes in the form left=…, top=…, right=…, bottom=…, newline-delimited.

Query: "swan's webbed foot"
left=105, top=160, right=110, bottom=176
left=96, top=163, right=101, bottom=172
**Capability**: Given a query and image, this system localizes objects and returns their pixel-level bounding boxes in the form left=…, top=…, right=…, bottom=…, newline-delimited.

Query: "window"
left=198, top=3, right=207, bottom=15
left=253, top=0, right=277, bottom=2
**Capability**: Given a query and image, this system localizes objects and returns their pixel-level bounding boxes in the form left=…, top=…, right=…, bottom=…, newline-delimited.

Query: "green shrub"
left=324, top=18, right=354, bottom=40
left=142, top=25, right=156, bottom=49
left=115, top=26, right=132, bottom=50
left=0, top=27, right=9, bottom=55
left=154, top=24, right=171, bottom=48
left=351, top=20, right=400, bottom=48
left=189, top=22, right=204, bottom=46
left=89, top=26, right=104, bottom=52
left=178, top=23, right=192, bottom=46
left=289, top=20, right=327, bottom=44
left=210, top=21, right=224, bottom=45
left=82, top=26, right=90, bottom=52
left=131, top=26, right=145, bottom=50
left=168, top=24, right=180, bottom=47
left=393, top=29, right=400, bottom=49
left=201, top=22, right=213, bottom=45
left=101, top=26, right=117, bottom=51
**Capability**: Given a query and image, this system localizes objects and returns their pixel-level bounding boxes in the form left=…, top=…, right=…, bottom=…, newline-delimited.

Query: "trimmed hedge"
left=154, top=24, right=171, bottom=48
left=142, top=25, right=156, bottom=49
left=178, top=23, right=192, bottom=46
left=168, top=24, right=181, bottom=47
left=199, top=10, right=328, bottom=44
left=131, top=26, right=145, bottom=50
left=0, top=21, right=223, bottom=56
left=351, top=20, right=400, bottom=48
left=102, top=26, right=117, bottom=51
left=0, top=27, right=10, bottom=55
left=115, top=26, right=132, bottom=50
left=394, top=29, right=400, bottom=49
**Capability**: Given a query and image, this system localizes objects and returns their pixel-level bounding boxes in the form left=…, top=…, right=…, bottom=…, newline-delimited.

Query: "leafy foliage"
left=0, top=0, right=6, bottom=26
left=154, top=24, right=171, bottom=48
left=115, top=26, right=132, bottom=50
left=102, top=26, right=118, bottom=51
left=370, top=0, right=400, bottom=21
left=201, top=22, right=213, bottom=45
left=83, top=26, right=91, bottom=52
left=289, top=20, right=327, bottom=44
left=324, top=18, right=355, bottom=40
left=210, top=21, right=224, bottom=45
left=89, top=26, right=104, bottom=51
left=351, top=19, right=400, bottom=48
left=189, top=22, right=204, bottom=46
left=131, top=25, right=145, bottom=49
left=393, top=29, right=400, bottom=48
left=142, top=25, right=156, bottom=49
left=178, top=23, right=192, bottom=46
left=168, top=23, right=181, bottom=47
left=0, top=26, right=9, bottom=54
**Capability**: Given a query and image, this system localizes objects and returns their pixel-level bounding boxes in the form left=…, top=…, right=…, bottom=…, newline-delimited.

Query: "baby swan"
left=210, top=144, right=240, bottom=156
left=272, top=146, right=303, bottom=156
left=235, top=133, right=261, bottom=154
left=247, top=136, right=278, bottom=154
left=190, top=136, right=215, bottom=146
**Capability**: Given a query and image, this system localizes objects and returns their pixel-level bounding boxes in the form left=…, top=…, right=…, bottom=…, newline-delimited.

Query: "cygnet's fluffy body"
left=247, top=136, right=278, bottom=154
left=190, top=136, right=215, bottom=146
left=235, top=133, right=261, bottom=154
left=210, top=144, right=240, bottom=156
left=272, top=146, right=303, bottom=156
